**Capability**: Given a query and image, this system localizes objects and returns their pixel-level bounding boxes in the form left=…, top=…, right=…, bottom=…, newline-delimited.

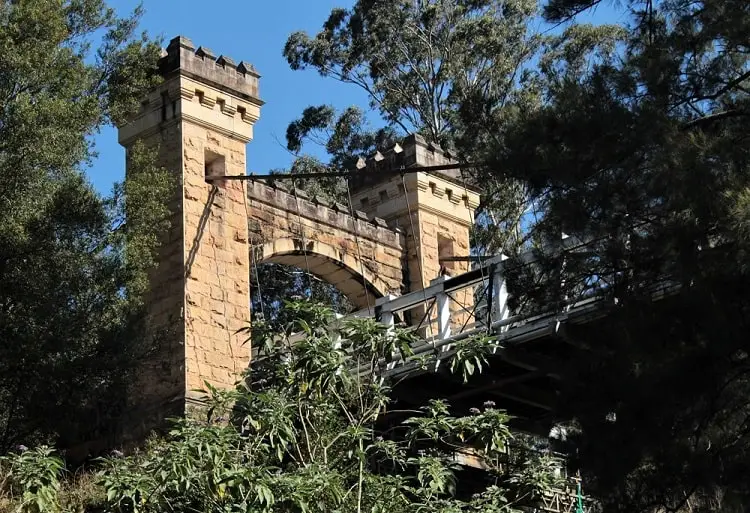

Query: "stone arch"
left=255, top=238, right=387, bottom=310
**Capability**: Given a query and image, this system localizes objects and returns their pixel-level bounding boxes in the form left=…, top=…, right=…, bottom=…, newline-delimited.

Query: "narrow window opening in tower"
left=438, top=233, right=456, bottom=275
left=204, top=150, right=226, bottom=183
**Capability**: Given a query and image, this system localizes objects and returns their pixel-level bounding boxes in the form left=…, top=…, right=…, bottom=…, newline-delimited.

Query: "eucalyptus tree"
left=283, top=0, right=541, bottom=245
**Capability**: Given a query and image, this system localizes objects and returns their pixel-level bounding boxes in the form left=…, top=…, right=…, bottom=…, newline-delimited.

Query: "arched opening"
left=249, top=238, right=386, bottom=325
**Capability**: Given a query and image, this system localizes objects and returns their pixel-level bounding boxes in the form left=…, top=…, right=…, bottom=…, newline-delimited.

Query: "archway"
left=252, top=238, right=387, bottom=314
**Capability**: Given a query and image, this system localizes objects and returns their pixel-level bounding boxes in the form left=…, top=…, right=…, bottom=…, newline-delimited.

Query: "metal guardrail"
left=266, top=233, right=681, bottom=385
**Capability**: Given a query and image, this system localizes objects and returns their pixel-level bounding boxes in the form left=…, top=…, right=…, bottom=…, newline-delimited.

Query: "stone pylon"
left=118, top=36, right=262, bottom=441
left=349, top=135, right=481, bottom=334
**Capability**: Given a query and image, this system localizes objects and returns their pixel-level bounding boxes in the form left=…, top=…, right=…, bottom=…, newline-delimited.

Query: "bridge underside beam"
left=391, top=366, right=557, bottom=421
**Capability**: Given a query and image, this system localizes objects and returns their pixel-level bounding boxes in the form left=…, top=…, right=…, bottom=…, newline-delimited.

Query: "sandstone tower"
left=118, top=36, right=261, bottom=437
left=349, top=135, right=480, bottom=332
left=117, top=35, right=480, bottom=442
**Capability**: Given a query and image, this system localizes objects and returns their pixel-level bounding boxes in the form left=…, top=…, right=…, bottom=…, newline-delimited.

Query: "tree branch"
left=680, top=109, right=749, bottom=130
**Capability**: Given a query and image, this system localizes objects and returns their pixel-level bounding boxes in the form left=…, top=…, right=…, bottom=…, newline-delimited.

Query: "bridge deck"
left=256, top=239, right=621, bottom=511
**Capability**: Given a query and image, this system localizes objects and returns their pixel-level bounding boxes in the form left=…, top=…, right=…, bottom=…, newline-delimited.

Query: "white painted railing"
left=273, top=233, right=681, bottom=380
left=366, top=234, right=588, bottom=337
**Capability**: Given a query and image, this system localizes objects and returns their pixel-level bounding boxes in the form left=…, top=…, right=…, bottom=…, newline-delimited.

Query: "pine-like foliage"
left=471, top=0, right=750, bottom=511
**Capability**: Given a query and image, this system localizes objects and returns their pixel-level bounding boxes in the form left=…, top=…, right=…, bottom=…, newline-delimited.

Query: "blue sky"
left=89, top=0, right=368, bottom=194
left=88, top=0, right=622, bottom=195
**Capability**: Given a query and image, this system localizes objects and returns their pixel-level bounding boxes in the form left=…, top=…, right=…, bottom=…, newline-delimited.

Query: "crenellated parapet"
left=349, top=134, right=481, bottom=229
left=159, top=36, right=261, bottom=106
left=119, top=36, right=262, bottom=146
left=349, top=134, right=472, bottom=195
left=246, top=179, right=404, bottom=251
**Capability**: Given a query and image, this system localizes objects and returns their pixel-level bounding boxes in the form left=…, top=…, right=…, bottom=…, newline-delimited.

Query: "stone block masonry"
left=246, top=179, right=405, bottom=308
left=118, top=35, right=262, bottom=443
left=116, top=34, right=481, bottom=446
left=349, top=136, right=481, bottom=333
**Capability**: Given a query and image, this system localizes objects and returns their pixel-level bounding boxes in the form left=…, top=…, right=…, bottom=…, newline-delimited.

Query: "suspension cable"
left=250, top=244, right=266, bottom=320
left=458, top=170, right=489, bottom=330
left=243, top=184, right=266, bottom=320
left=206, top=161, right=486, bottom=183
left=345, top=180, right=373, bottom=315
left=401, top=173, right=435, bottom=341
left=292, top=181, right=314, bottom=298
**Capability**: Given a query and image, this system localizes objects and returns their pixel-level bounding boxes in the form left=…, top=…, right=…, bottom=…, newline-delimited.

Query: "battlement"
left=349, top=134, right=471, bottom=193
left=348, top=133, right=481, bottom=226
left=246, top=179, right=404, bottom=251
left=159, top=36, right=262, bottom=105
left=119, top=36, right=263, bottom=146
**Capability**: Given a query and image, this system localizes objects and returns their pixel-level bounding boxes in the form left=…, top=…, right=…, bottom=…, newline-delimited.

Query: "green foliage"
left=80, top=301, right=565, bottom=513
left=472, top=0, right=750, bottom=510
left=98, top=422, right=251, bottom=513
left=284, top=0, right=538, bottom=147
left=0, top=446, right=64, bottom=513
left=110, top=140, right=175, bottom=302
left=0, top=303, right=570, bottom=512
left=0, top=0, right=170, bottom=453
left=282, top=0, right=542, bottom=254
left=450, top=335, right=493, bottom=383
left=285, top=105, right=399, bottom=182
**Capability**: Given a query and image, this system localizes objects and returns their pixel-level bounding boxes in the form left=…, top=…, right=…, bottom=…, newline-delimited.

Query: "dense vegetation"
left=0, top=0, right=749, bottom=512
left=481, top=1, right=750, bottom=511
left=284, top=1, right=750, bottom=508
left=1, top=303, right=566, bottom=512
left=0, top=0, right=170, bottom=455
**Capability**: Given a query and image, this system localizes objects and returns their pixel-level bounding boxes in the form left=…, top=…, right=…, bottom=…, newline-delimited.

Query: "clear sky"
left=88, top=0, right=621, bottom=195
left=88, top=0, right=367, bottom=194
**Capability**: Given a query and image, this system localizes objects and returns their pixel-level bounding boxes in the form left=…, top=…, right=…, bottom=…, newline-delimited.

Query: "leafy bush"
left=1, top=446, right=64, bottom=512
left=0, top=302, right=568, bottom=512
left=95, top=301, right=565, bottom=513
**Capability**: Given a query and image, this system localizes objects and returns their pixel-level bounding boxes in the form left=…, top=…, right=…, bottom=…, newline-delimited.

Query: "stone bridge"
left=116, top=35, right=480, bottom=440
left=246, top=179, right=405, bottom=309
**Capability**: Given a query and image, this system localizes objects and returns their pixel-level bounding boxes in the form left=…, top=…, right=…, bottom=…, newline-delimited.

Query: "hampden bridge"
left=117, top=35, right=634, bottom=511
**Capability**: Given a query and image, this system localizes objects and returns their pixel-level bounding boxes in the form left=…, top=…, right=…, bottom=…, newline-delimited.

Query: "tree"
left=250, top=0, right=545, bottom=323
left=0, top=0, right=170, bottom=453
left=474, top=0, right=750, bottom=510
left=284, top=0, right=539, bottom=148
left=1, top=302, right=570, bottom=512
left=283, top=0, right=539, bottom=230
